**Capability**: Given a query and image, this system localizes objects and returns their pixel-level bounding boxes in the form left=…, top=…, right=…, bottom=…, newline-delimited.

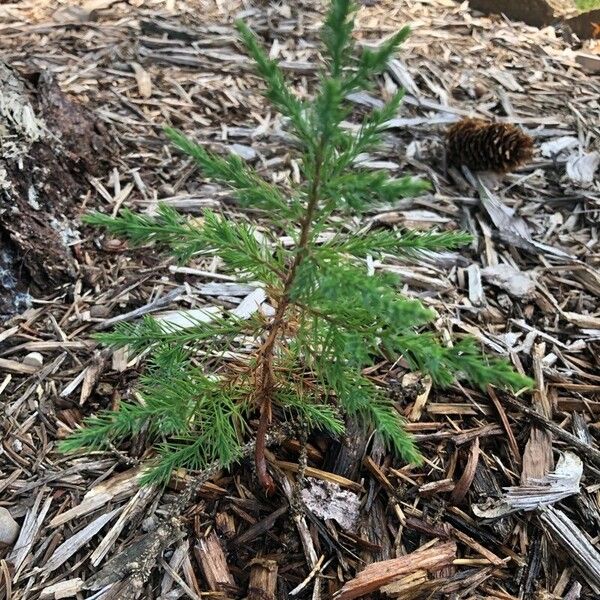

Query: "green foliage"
left=575, top=0, right=600, bottom=11
left=322, top=170, right=430, bottom=211
left=165, top=128, right=291, bottom=214
left=94, top=313, right=249, bottom=355
left=84, top=204, right=204, bottom=262
left=235, top=20, right=312, bottom=148
left=322, top=228, right=473, bottom=258
left=66, top=0, right=533, bottom=485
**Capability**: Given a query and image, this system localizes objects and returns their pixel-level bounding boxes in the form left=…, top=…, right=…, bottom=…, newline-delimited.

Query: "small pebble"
left=22, top=351, right=44, bottom=368
left=0, top=507, right=20, bottom=546
left=90, top=304, right=111, bottom=318
left=159, top=183, right=175, bottom=196
left=141, top=516, right=157, bottom=532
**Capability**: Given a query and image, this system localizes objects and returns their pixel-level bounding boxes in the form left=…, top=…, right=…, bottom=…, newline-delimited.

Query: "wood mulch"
left=0, top=0, right=599, bottom=598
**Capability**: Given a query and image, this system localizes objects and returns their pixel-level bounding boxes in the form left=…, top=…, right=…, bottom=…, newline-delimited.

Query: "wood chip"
left=333, top=541, right=457, bottom=600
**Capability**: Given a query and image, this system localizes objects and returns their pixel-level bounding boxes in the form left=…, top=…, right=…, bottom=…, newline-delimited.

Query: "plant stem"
left=254, top=145, right=325, bottom=493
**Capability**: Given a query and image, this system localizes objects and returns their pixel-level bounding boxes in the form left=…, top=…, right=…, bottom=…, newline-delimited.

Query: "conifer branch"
left=165, top=127, right=291, bottom=214
left=67, top=0, right=534, bottom=489
left=235, top=20, right=313, bottom=148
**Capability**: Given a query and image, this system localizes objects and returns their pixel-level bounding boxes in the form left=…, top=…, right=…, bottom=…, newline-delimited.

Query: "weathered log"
left=0, top=61, right=105, bottom=317
left=470, top=0, right=600, bottom=40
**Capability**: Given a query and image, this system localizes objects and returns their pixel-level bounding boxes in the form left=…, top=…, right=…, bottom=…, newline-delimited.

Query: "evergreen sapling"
left=61, top=0, right=533, bottom=490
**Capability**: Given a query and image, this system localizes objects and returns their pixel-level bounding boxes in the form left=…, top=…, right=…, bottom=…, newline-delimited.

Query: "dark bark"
left=0, top=62, right=106, bottom=317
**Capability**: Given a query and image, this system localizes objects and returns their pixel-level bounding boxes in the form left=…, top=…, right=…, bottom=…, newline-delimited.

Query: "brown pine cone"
left=446, top=118, right=534, bottom=173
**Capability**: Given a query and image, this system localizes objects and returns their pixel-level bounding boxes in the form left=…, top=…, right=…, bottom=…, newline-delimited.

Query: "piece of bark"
left=448, top=527, right=505, bottom=566
left=43, top=507, right=121, bottom=574
left=40, top=578, right=84, bottom=599
left=50, top=467, right=143, bottom=527
left=539, top=506, right=600, bottom=594
left=231, top=505, right=287, bottom=547
left=522, top=343, right=553, bottom=483
left=194, top=531, right=238, bottom=595
left=246, top=559, right=278, bottom=600
left=450, top=437, right=480, bottom=505
left=488, top=387, right=521, bottom=464
left=380, top=570, right=431, bottom=597
left=322, top=418, right=369, bottom=479
left=473, top=452, right=582, bottom=518
left=215, top=512, right=237, bottom=540
left=502, top=394, right=600, bottom=471
left=332, top=541, right=456, bottom=600
left=9, top=491, right=53, bottom=581
left=301, top=477, right=360, bottom=532
left=84, top=517, right=182, bottom=591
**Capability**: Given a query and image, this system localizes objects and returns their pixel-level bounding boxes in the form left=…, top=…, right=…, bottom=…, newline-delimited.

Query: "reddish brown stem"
left=255, top=396, right=275, bottom=494
left=253, top=143, right=325, bottom=494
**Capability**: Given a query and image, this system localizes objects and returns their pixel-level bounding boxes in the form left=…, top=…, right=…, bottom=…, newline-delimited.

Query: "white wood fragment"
left=9, top=491, right=53, bottom=580
left=44, top=507, right=122, bottom=573
left=130, top=62, right=152, bottom=98
left=50, top=468, right=142, bottom=527
left=473, top=452, right=582, bottom=518
left=111, top=347, right=130, bottom=372
left=406, top=373, right=432, bottom=422
left=168, top=265, right=237, bottom=281
left=230, top=288, right=267, bottom=319
left=481, top=264, right=536, bottom=299
left=301, top=478, right=360, bottom=532
left=155, top=306, right=222, bottom=331
left=60, top=367, right=87, bottom=397
left=40, top=578, right=84, bottom=599
left=387, top=59, right=421, bottom=97
left=197, top=282, right=259, bottom=297
left=489, top=68, right=523, bottom=92
left=562, top=311, right=600, bottom=330
left=566, top=152, right=599, bottom=186
left=467, top=264, right=484, bottom=305
left=90, top=484, right=157, bottom=566
left=377, top=264, right=452, bottom=292
left=161, top=539, right=190, bottom=596
left=540, top=136, right=578, bottom=157
left=539, top=505, right=600, bottom=594
left=228, top=143, right=256, bottom=161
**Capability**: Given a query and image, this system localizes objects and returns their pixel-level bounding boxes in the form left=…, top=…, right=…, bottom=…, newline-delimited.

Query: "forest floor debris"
left=0, top=0, right=599, bottom=598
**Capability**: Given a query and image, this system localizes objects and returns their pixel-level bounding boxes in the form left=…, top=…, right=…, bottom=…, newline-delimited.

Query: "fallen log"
left=470, top=0, right=600, bottom=40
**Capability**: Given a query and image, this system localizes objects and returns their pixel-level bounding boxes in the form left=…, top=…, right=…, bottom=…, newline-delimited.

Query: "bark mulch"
left=0, top=1, right=599, bottom=598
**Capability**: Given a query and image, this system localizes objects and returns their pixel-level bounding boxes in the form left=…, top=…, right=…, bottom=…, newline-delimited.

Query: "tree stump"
left=0, top=61, right=106, bottom=317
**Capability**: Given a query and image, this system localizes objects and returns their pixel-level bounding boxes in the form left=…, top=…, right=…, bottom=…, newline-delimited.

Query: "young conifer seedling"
left=61, top=0, right=532, bottom=491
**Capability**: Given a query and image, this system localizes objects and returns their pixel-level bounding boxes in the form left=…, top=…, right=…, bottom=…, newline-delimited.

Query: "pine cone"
left=446, top=118, right=534, bottom=173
